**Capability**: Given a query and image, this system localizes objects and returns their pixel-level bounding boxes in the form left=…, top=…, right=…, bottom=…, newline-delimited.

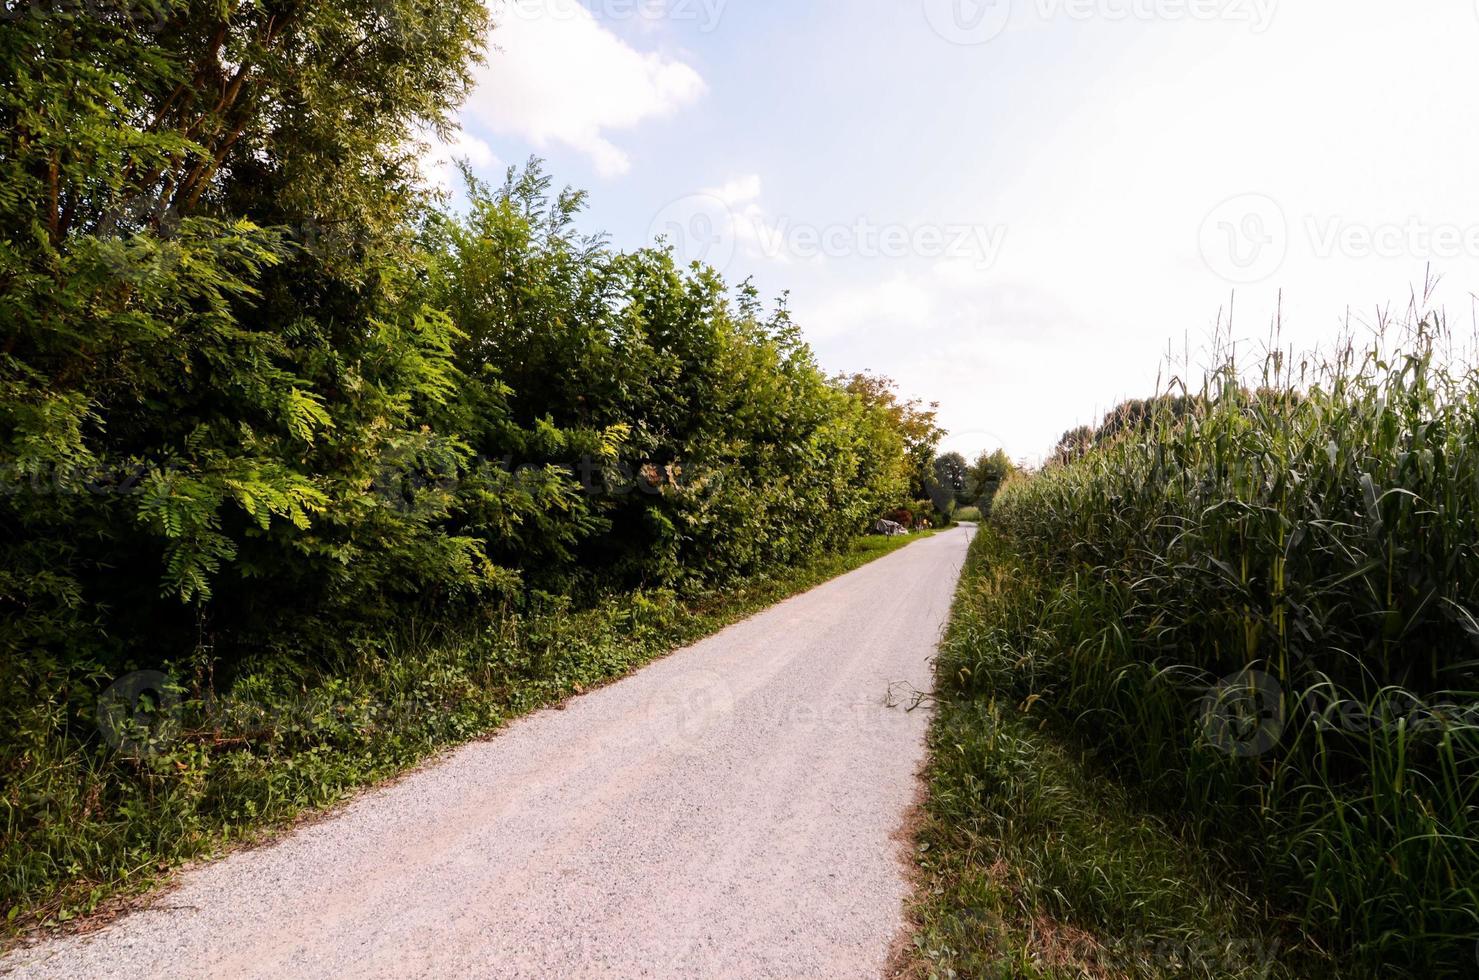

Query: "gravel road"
left=6, top=526, right=974, bottom=979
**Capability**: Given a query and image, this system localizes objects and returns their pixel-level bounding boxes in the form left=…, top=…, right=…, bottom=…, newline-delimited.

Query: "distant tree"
left=1051, top=425, right=1096, bottom=465
left=838, top=374, right=944, bottom=497
left=1050, top=394, right=1207, bottom=464
left=967, top=449, right=1016, bottom=515
left=933, top=452, right=971, bottom=506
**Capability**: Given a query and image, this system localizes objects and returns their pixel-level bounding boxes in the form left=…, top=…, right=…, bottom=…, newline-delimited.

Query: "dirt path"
left=6, top=526, right=974, bottom=979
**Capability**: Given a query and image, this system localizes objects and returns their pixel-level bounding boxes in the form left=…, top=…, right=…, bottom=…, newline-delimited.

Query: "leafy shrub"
left=0, top=0, right=916, bottom=922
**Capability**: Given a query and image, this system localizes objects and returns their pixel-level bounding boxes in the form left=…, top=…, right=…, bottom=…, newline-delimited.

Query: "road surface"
left=7, top=526, right=974, bottom=979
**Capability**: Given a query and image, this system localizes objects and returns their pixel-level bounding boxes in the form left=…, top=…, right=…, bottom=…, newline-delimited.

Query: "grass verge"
left=3, top=531, right=929, bottom=939
left=902, top=527, right=1335, bottom=979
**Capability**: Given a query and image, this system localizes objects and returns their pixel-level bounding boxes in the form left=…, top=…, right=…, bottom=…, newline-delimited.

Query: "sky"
left=430, top=0, right=1479, bottom=464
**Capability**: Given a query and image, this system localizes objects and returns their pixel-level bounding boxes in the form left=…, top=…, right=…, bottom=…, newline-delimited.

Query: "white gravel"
left=5, top=526, right=974, bottom=979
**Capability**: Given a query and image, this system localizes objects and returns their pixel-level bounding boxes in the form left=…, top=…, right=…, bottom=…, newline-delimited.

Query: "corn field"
left=964, top=311, right=1479, bottom=974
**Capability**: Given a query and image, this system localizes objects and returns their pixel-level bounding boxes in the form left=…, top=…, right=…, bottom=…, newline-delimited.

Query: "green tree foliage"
left=966, top=447, right=1015, bottom=514
left=839, top=372, right=942, bottom=498
left=932, top=451, right=970, bottom=507
left=1, top=4, right=919, bottom=913
left=422, top=163, right=910, bottom=590
left=1051, top=394, right=1204, bottom=464
left=2, top=0, right=495, bottom=720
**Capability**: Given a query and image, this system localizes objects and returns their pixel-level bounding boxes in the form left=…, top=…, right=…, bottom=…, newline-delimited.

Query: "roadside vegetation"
left=913, top=312, right=1479, bottom=977
left=911, top=529, right=1326, bottom=979
left=5, top=531, right=925, bottom=933
left=0, top=4, right=941, bottom=928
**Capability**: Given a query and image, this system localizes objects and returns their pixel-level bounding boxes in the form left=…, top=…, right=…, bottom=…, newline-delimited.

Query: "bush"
left=911, top=498, right=953, bottom=528
left=0, top=1, right=917, bottom=924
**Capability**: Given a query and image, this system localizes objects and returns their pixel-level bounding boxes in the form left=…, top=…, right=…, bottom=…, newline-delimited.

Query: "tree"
left=932, top=452, right=971, bottom=506
left=1051, top=425, right=1096, bottom=465
left=838, top=373, right=944, bottom=498
left=967, top=448, right=1016, bottom=515
left=1050, top=394, right=1206, bottom=464
left=426, top=168, right=912, bottom=587
left=2, top=0, right=495, bottom=688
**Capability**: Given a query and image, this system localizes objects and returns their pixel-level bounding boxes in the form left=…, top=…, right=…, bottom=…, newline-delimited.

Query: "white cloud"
left=708, top=174, right=763, bottom=206
left=468, top=0, right=707, bottom=177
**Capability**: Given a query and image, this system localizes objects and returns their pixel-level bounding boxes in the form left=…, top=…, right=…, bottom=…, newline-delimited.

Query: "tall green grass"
left=976, top=313, right=1479, bottom=974
left=913, top=528, right=1322, bottom=978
